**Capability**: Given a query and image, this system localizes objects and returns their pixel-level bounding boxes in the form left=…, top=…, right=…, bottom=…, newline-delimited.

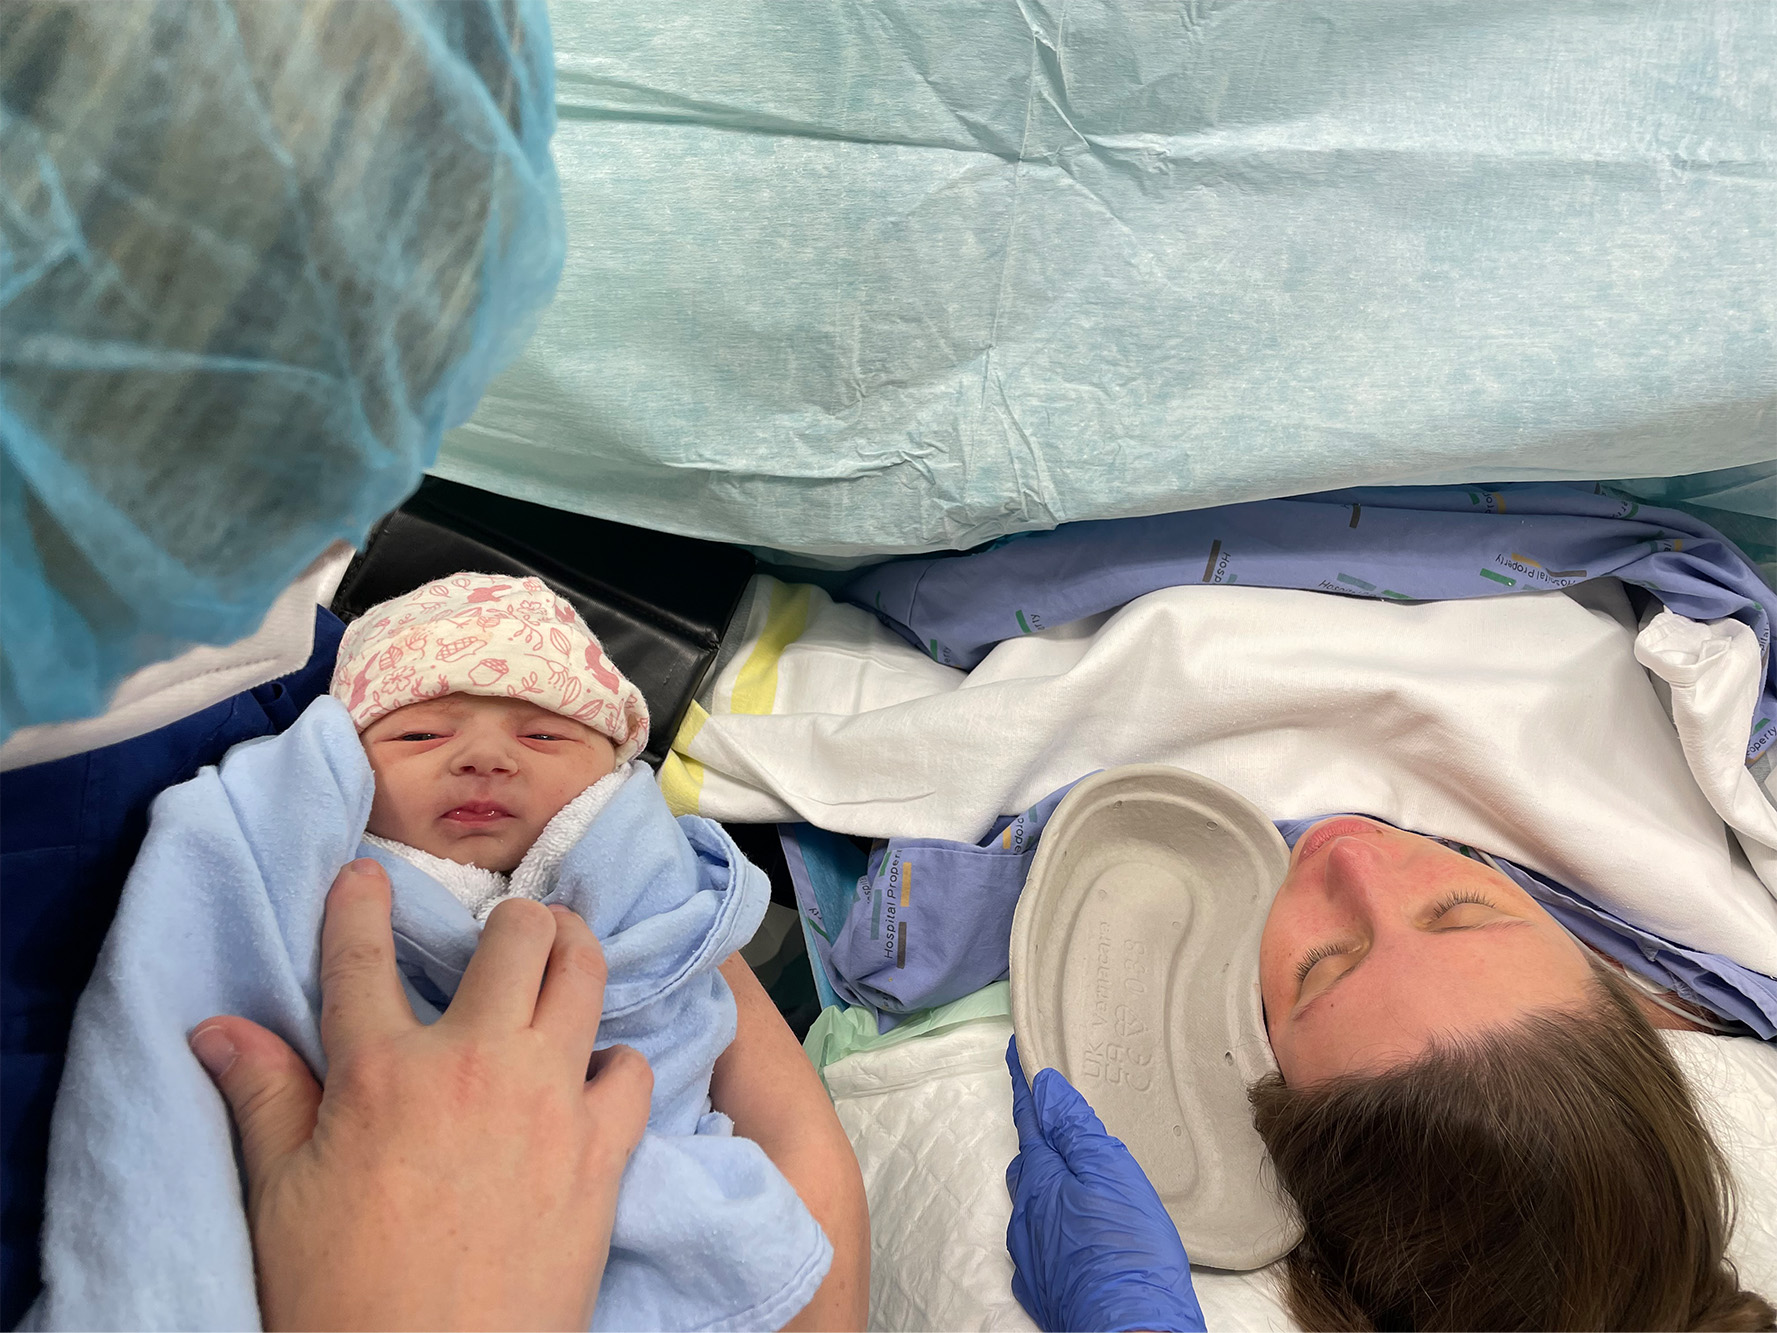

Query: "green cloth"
left=804, top=981, right=1011, bottom=1074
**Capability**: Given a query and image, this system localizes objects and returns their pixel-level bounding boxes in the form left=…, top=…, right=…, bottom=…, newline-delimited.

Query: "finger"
left=190, top=1016, right=321, bottom=1209
left=446, top=897, right=559, bottom=1033
left=530, top=905, right=608, bottom=1070
left=582, top=1044, right=653, bottom=1161
left=1004, top=1153, right=1024, bottom=1199
left=1007, top=1037, right=1047, bottom=1158
left=1031, top=1067, right=1115, bottom=1166
left=318, top=860, right=415, bottom=1055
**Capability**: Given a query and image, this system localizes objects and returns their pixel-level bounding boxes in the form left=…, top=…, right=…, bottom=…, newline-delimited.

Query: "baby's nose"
left=450, top=743, right=519, bottom=775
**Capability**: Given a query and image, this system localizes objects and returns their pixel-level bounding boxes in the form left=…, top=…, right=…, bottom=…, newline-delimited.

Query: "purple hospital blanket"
left=844, top=483, right=1777, bottom=761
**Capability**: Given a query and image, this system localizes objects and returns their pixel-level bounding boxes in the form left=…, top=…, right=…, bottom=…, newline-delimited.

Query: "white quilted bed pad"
left=828, top=1017, right=1777, bottom=1332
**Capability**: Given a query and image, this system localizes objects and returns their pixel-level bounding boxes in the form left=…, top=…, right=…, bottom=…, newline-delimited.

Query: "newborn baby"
left=32, top=572, right=851, bottom=1333
left=334, top=573, right=651, bottom=917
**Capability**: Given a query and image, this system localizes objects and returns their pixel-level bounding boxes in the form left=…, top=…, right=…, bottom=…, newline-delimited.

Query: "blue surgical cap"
left=0, top=0, right=564, bottom=742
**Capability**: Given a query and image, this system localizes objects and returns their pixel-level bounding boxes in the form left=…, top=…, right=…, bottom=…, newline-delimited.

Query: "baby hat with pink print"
left=330, top=572, right=651, bottom=763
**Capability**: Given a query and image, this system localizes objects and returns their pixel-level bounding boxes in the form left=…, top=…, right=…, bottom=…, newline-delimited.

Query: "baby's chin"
left=392, top=827, right=530, bottom=875
left=445, top=839, right=526, bottom=874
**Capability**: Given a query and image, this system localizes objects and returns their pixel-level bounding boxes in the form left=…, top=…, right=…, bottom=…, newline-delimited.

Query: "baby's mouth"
left=442, top=801, right=515, bottom=826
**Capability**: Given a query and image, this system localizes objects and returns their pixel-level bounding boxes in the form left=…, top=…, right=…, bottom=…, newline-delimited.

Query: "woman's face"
left=1259, top=817, right=1596, bottom=1086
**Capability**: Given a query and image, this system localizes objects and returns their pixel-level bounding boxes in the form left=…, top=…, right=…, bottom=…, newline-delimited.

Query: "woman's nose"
left=1320, top=838, right=1397, bottom=916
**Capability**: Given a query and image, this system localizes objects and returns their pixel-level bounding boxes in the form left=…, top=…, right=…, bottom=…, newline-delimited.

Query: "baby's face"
left=361, top=693, right=617, bottom=873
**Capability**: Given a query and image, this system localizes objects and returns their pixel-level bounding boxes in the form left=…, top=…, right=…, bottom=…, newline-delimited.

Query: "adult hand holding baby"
left=188, top=859, right=652, bottom=1331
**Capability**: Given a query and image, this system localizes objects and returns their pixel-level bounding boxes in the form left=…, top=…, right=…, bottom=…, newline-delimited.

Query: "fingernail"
left=547, top=903, right=573, bottom=918
left=190, top=1025, right=238, bottom=1079
left=347, top=858, right=380, bottom=876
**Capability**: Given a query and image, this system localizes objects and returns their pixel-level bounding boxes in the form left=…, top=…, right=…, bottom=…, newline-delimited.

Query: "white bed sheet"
left=675, top=576, right=1777, bottom=975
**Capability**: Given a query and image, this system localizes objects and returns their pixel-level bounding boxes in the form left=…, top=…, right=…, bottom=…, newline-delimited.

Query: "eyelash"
left=1430, top=890, right=1497, bottom=917
left=1294, top=942, right=1341, bottom=983
left=392, top=731, right=568, bottom=741
left=1294, top=892, right=1499, bottom=983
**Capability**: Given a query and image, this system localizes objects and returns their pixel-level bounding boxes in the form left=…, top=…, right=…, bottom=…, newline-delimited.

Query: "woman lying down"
left=1007, top=811, right=1777, bottom=1332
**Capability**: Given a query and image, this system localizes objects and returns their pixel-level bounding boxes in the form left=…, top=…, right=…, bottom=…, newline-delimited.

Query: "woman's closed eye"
left=1424, top=889, right=1503, bottom=926
left=1292, top=892, right=1511, bottom=993
left=1295, top=942, right=1344, bottom=984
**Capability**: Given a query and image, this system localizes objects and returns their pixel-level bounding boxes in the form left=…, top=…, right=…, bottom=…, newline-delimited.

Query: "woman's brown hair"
left=1249, top=964, right=1775, bottom=1331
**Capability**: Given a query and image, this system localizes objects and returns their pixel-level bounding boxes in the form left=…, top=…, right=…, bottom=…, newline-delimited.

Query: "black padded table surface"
left=331, top=477, right=756, bottom=767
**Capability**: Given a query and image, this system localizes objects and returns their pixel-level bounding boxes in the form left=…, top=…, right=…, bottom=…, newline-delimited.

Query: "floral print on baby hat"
left=329, top=572, right=651, bottom=762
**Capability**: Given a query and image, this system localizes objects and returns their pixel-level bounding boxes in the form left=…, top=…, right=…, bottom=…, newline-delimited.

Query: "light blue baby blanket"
left=28, top=697, right=830, bottom=1332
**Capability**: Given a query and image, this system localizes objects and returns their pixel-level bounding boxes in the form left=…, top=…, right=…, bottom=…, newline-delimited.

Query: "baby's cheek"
left=579, top=736, right=618, bottom=785
left=362, top=759, right=411, bottom=840
left=364, top=786, right=397, bottom=838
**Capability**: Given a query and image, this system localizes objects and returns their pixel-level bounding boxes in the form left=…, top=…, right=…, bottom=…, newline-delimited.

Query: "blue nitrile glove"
left=1006, top=1038, right=1207, bottom=1333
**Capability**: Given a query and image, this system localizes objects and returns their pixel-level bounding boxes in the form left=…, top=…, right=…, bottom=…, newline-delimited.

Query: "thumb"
left=1031, top=1067, right=1115, bottom=1165
left=190, top=1016, right=322, bottom=1195
left=583, top=1043, right=654, bottom=1162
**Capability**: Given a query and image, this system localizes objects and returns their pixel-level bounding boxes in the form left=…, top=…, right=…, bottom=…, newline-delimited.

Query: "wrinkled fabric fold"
left=675, top=577, right=1777, bottom=976
left=442, top=4, right=1776, bottom=558
left=844, top=483, right=1777, bottom=763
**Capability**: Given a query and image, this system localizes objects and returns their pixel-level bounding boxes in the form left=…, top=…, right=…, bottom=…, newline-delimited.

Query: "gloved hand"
left=1006, top=1038, right=1207, bottom=1333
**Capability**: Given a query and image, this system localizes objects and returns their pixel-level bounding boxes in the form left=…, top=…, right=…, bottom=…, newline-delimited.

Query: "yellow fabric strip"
left=660, top=701, right=711, bottom=817
left=731, top=581, right=812, bottom=716
left=662, top=581, right=813, bottom=816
